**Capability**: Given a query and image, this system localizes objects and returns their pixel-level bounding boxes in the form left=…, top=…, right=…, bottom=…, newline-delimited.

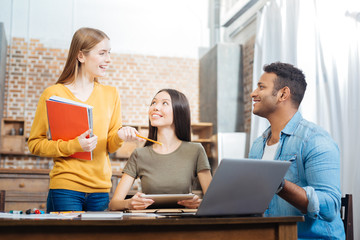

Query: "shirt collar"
left=261, top=111, right=303, bottom=139
left=281, top=111, right=303, bottom=135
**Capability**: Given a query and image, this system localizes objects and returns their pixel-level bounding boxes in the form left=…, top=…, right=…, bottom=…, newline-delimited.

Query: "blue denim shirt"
left=249, top=112, right=345, bottom=240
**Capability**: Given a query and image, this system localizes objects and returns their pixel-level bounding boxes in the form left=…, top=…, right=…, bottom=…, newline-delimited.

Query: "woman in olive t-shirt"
left=109, top=89, right=213, bottom=210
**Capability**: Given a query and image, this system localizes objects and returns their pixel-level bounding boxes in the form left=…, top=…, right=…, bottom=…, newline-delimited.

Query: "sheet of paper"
left=0, top=212, right=79, bottom=219
left=80, top=212, right=123, bottom=219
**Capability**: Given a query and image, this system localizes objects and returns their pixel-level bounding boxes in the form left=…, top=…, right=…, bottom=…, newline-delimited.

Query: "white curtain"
left=251, top=0, right=360, bottom=239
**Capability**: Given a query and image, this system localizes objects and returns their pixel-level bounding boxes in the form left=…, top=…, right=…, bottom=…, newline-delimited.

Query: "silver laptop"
left=196, top=158, right=291, bottom=217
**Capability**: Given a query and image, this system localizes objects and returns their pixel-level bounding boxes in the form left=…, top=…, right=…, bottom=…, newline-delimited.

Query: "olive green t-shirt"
left=123, top=141, right=211, bottom=194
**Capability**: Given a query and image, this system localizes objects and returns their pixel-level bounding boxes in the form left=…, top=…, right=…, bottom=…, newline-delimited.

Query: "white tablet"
left=140, top=193, right=195, bottom=206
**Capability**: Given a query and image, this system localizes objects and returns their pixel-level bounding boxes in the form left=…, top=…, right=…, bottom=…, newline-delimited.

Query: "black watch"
left=276, top=178, right=285, bottom=194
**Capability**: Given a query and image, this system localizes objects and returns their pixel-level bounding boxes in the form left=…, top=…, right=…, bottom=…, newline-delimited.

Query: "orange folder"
left=46, top=96, right=93, bottom=160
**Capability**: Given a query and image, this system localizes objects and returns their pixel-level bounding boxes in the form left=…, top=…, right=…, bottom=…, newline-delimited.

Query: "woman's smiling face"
left=79, top=38, right=111, bottom=79
left=148, top=91, right=174, bottom=127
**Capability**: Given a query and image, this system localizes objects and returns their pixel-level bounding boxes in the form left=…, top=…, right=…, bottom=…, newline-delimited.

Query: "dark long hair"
left=145, top=89, right=191, bottom=146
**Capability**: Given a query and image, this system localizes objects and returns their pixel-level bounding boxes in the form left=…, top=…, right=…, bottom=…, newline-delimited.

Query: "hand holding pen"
left=117, top=126, right=162, bottom=145
left=135, top=134, right=162, bottom=145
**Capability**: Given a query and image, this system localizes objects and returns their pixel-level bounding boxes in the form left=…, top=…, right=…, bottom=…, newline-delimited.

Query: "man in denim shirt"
left=249, top=62, right=345, bottom=239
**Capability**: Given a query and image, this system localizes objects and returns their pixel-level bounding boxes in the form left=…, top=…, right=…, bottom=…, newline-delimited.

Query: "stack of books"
left=46, top=96, right=93, bottom=160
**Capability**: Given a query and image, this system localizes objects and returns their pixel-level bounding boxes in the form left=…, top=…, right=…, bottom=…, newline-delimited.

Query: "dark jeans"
left=46, top=189, right=109, bottom=213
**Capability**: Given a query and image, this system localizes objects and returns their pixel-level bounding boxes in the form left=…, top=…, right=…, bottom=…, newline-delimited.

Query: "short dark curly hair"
left=264, top=62, right=307, bottom=107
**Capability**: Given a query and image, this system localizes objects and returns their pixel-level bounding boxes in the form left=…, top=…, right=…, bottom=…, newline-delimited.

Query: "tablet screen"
left=140, top=193, right=195, bottom=207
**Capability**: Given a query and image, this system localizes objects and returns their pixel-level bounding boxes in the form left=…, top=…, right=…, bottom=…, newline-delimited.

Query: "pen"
left=50, top=211, right=85, bottom=214
left=136, top=134, right=163, bottom=145
left=10, top=210, right=23, bottom=214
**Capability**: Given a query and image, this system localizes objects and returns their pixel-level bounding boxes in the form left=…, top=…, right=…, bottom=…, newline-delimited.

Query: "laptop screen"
left=196, top=158, right=290, bottom=217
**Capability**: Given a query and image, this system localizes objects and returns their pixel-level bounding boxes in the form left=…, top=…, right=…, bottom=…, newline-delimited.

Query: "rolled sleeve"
left=303, top=133, right=341, bottom=221
left=303, top=186, right=319, bottom=219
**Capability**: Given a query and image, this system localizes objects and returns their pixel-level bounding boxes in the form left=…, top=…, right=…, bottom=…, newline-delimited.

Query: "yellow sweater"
left=28, top=83, right=124, bottom=192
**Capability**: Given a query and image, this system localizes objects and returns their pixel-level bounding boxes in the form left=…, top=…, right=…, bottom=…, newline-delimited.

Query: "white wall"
left=0, top=0, right=210, bottom=58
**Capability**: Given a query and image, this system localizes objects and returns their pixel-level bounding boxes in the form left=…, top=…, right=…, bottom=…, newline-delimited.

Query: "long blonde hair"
left=56, top=27, right=110, bottom=84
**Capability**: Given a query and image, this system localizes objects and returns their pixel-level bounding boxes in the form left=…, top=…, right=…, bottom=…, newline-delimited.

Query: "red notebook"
left=46, top=96, right=93, bottom=160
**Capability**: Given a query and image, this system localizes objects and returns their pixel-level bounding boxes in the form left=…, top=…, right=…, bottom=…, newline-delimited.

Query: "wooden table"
left=0, top=215, right=303, bottom=240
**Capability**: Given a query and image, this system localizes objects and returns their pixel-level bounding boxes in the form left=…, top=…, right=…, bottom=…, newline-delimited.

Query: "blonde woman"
left=28, top=27, right=141, bottom=212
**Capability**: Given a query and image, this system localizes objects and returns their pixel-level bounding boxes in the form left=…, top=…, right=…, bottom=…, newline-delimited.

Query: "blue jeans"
left=46, top=189, right=109, bottom=213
